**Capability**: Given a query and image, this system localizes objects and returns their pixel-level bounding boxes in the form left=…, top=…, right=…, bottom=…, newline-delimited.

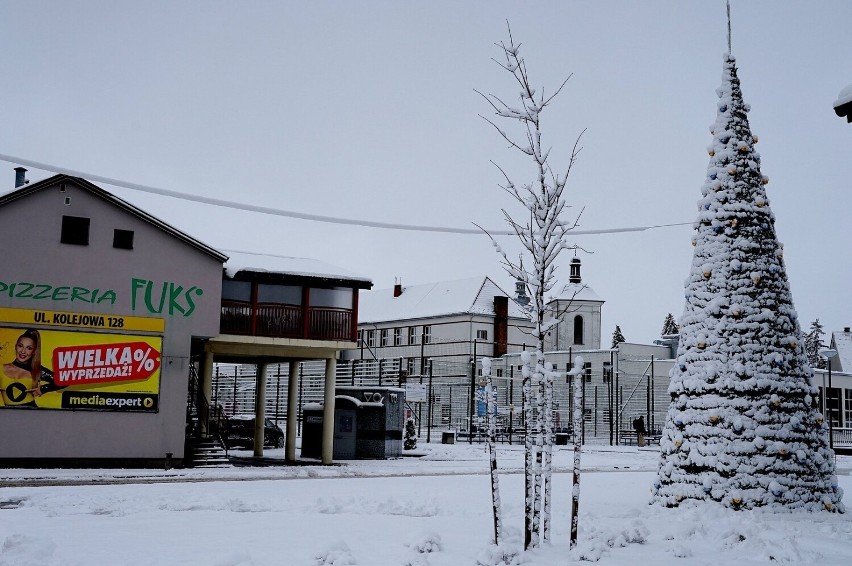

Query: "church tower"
left=545, top=257, right=605, bottom=351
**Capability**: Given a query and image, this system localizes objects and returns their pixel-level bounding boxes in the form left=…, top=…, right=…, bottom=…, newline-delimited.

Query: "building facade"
left=0, top=174, right=225, bottom=466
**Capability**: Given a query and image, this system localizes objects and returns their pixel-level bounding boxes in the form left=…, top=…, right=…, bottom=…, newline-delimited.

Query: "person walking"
left=632, top=415, right=646, bottom=447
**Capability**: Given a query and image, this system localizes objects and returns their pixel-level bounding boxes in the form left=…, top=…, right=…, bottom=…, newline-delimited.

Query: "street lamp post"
left=820, top=349, right=838, bottom=450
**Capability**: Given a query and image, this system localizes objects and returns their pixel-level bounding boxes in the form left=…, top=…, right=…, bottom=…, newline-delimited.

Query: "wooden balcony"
left=220, top=300, right=355, bottom=342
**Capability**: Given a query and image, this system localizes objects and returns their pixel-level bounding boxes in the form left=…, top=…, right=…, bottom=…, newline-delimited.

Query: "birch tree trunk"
left=570, top=355, right=584, bottom=548
left=483, top=358, right=502, bottom=545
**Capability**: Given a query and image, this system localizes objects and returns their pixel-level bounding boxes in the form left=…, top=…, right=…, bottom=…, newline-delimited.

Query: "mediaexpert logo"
left=61, top=391, right=159, bottom=412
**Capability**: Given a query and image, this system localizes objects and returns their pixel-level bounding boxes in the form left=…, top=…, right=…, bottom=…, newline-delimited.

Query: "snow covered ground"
left=1, top=443, right=850, bottom=565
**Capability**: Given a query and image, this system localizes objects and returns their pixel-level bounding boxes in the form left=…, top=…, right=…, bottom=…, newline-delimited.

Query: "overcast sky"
left=2, top=1, right=850, bottom=345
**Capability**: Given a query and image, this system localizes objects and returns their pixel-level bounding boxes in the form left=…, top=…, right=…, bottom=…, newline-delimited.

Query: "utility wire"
left=0, top=153, right=692, bottom=236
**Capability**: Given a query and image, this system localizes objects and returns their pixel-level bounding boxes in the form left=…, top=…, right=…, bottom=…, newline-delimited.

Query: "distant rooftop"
left=551, top=282, right=604, bottom=303
left=359, top=276, right=528, bottom=323
left=832, top=328, right=852, bottom=372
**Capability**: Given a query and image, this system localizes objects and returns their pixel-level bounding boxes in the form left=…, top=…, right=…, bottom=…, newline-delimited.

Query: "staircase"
left=185, top=359, right=231, bottom=468
left=186, top=435, right=230, bottom=468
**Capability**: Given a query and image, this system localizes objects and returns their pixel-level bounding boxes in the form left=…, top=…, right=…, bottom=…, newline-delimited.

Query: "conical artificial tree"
left=652, top=53, right=844, bottom=512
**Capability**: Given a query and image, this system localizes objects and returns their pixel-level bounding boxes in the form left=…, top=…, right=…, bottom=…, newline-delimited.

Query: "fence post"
left=427, top=361, right=433, bottom=443
left=297, top=362, right=304, bottom=436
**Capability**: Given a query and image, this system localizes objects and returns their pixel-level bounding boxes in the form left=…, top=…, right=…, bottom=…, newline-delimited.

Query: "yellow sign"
left=0, top=327, right=161, bottom=412
left=0, top=307, right=164, bottom=333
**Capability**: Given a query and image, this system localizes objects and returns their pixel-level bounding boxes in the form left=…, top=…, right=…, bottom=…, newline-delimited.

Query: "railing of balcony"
left=256, top=303, right=303, bottom=338
left=309, top=307, right=353, bottom=341
left=220, top=300, right=354, bottom=341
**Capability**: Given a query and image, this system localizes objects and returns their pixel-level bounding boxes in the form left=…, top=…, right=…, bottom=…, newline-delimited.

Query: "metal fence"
left=209, top=350, right=673, bottom=446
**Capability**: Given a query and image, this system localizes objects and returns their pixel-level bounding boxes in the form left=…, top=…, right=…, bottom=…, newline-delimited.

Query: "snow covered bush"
left=404, top=417, right=417, bottom=450
left=652, top=53, right=844, bottom=513
left=314, top=541, right=356, bottom=565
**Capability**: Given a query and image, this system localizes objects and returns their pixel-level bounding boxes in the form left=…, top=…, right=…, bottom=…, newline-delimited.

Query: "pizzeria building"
left=0, top=171, right=369, bottom=467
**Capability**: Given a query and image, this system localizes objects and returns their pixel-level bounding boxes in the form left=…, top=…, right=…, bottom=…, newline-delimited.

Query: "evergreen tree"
left=804, top=319, right=827, bottom=370
left=661, top=313, right=680, bottom=336
left=611, top=325, right=626, bottom=348
left=652, top=53, right=843, bottom=512
left=404, top=417, right=417, bottom=450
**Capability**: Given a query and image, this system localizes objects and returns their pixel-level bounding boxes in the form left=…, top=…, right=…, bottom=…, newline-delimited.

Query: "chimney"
left=14, top=167, right=27, bottom=188
left=569, top=257, right=582, bottom=284
left=393, top=279, right=403, bottom=298
left=493, top=296, right=508, bottom=357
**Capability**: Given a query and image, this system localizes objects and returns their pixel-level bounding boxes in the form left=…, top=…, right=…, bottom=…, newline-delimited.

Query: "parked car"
left=223, top=415, right=285, bottom=449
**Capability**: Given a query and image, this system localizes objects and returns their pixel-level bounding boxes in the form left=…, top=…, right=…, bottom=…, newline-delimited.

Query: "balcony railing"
left=220, top=300, right=354, bottom=341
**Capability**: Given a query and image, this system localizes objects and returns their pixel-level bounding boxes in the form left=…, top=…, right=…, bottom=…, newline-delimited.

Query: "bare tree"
left=477, top=23, right=584, bottom=550
left=482, top=357, right=502, bottom=545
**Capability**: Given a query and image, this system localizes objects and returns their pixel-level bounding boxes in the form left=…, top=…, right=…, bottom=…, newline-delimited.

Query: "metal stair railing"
left=187, top=362, right=229, bottom=457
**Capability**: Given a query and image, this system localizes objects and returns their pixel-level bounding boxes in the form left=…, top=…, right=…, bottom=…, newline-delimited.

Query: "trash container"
left=301, top=405, right=324, bottom=459
left=442, top=431, right=456, bottom=444
left=555, top=433, right=569, bottom=445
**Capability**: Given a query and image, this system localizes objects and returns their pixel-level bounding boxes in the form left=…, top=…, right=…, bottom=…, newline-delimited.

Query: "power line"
left=0, top=153, right=692, bottom=236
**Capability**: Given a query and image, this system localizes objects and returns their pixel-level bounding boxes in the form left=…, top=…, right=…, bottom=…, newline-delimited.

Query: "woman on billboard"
left=1, top=328, right=43, bottom=407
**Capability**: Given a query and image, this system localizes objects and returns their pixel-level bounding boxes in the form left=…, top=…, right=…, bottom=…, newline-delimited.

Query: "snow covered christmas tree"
left=652, top=53, right=844, bottom=513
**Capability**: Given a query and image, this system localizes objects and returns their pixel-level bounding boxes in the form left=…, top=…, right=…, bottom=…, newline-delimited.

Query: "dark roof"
left=834, top=84, right=852, bottom=123
left=834, top=100, right=852, bottom=123
left=0, top=174, right=228, bottom=262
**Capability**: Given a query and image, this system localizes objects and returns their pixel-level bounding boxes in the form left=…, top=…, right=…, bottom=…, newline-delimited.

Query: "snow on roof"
left=550, top=282, right=604, bottom=303
left=834, top=84, right=852, bottom=108
left=224, top=250, right=371, bottom=285
left=831, top=329, right=852, bottom=372
left=358, top=276, right=527, bottom=323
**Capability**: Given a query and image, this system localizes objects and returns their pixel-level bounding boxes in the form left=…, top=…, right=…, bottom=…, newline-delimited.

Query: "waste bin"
left=442, top=431, right=456, bottom=444
left=301, top=405, right=324, bottom=459
left=555, top=433, right=569, bottom=445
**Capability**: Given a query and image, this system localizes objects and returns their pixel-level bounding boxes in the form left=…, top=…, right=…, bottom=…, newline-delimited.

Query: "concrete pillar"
left=200, top=349, right=215, bottom=434
left=285, top=361, right=300, bottom=462
left=254, top=362, right=268, bottom=457
left=321, top=357, right=337, bottom=464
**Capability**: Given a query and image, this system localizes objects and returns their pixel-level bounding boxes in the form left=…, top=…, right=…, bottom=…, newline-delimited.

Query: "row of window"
left=61, top=215, right=135, bottom=249
left=359, top=325, right=435, bottom=348
left=358, top=326, right=492, bottom=349
left=222, top=280, right=354, bottom=309
left=820, top=387, right=852, bottom=428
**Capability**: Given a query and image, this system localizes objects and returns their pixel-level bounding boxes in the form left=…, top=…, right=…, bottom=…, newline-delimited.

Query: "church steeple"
left=569, top=257, right=582, bottom=284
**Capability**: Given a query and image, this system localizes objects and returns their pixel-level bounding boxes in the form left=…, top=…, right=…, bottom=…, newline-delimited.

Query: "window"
left=357, top=329, right=364, bottom=347
left=407, top=358, right=417, bottom=375
left=310, top=287, right=353, bottom=308
left=441, top=405, right=451, bottom=424
left=826, top=387, right=842, bottom=427
left=257, top=284, right=302, bottom=304
left=222, top=280, right=252, bottom=302
left=584, top=362, right=592, bottom=383
left=408, top=327, right=417, bottom=345
left=380, top=329, right=390, bottom=347
left=423, top=325, right=432, bottom=344
left=394, top=328, right=402, bottom=346
left=496, top=368, right=503, bottom=378
left=366, top=330, right=376, bottom=348
left=602, top=362, right=612, bottom=383
left=476, top=329, right=488, bottom=340
left=844, top=388, right=852, bottom=428
left=112, top=229, right=134, bottom=250
left=61, top=215, right=90, bottom=245
left=583, top=408, right=593, bottom=422
left=573, top=315, right=584, bottom=345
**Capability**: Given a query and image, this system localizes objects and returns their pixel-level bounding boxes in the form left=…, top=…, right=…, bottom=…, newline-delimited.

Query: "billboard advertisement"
left=0, top=324, right=162, bottom=412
